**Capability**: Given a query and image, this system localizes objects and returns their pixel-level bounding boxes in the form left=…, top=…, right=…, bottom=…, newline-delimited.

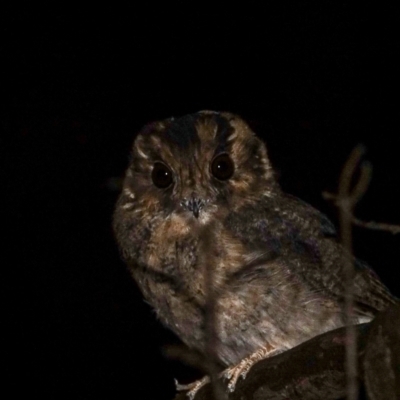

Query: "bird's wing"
left=285, top=195, right=397, bottom=316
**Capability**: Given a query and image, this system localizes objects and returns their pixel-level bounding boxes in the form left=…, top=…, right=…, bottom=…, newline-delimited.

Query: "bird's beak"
left=181, top=197, right=206, bottom=218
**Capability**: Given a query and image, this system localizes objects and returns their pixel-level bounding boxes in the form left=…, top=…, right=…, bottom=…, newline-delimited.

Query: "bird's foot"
left=176, top=343, right=279, bottom=397
left=223, top=343, right=278, bottom=392
left=175, top=376, right=210, bottom=400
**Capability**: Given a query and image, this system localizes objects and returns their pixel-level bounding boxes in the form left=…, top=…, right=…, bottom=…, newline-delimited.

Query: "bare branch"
left=352, top=218, right=400, bottom=235
left=172, top=304, right=400, bottom=400
left=323, top=148, right=400, bottom=236
left=321, top=144, right=400, bottom=398
left=337, top=145, right=368, bottom=400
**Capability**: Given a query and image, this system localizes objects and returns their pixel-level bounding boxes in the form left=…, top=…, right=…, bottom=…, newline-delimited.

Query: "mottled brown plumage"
left=113, top=111, right=396, bottom=396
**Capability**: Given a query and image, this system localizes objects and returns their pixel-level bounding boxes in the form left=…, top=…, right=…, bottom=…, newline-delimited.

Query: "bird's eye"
left=211, top=153, right=234, bottom=181
left=152, top=162, right=173, bottom=188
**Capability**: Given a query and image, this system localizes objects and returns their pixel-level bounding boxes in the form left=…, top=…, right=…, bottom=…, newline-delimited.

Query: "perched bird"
left=113, top=111, right=396, bottom=398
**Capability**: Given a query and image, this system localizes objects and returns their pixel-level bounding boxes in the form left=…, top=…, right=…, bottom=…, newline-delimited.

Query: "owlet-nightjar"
left=113, top=111, right=396, bottom=398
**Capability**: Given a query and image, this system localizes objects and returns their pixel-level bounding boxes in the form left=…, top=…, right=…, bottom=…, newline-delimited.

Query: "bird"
left=113, top=111, right=397, bottom=398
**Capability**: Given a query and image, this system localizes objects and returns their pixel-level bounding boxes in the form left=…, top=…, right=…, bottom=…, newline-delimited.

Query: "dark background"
left=4, top=4, right=399, bottom=399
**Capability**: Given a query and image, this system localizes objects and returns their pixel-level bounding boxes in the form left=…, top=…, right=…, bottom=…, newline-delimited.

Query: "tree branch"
left=173, top=303, right=400, bottom=400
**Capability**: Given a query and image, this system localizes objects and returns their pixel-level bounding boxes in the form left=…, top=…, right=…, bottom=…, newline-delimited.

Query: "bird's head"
left=117, top=111, right=276, bottom=227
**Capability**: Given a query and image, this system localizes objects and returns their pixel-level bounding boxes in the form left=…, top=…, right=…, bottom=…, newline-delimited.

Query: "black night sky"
left=4, top=4, right=399, bottom=400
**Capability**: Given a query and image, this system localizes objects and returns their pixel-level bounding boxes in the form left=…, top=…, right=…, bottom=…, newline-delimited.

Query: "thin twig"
left=323, top=145, right=400, bottom=399
left=352, top=218, right=400, bottom=234
left=323, top=157, right=400, bottom=236
left=202, top=223, right=227, bottom=400
left=327, top=144, right=371, bottom=400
